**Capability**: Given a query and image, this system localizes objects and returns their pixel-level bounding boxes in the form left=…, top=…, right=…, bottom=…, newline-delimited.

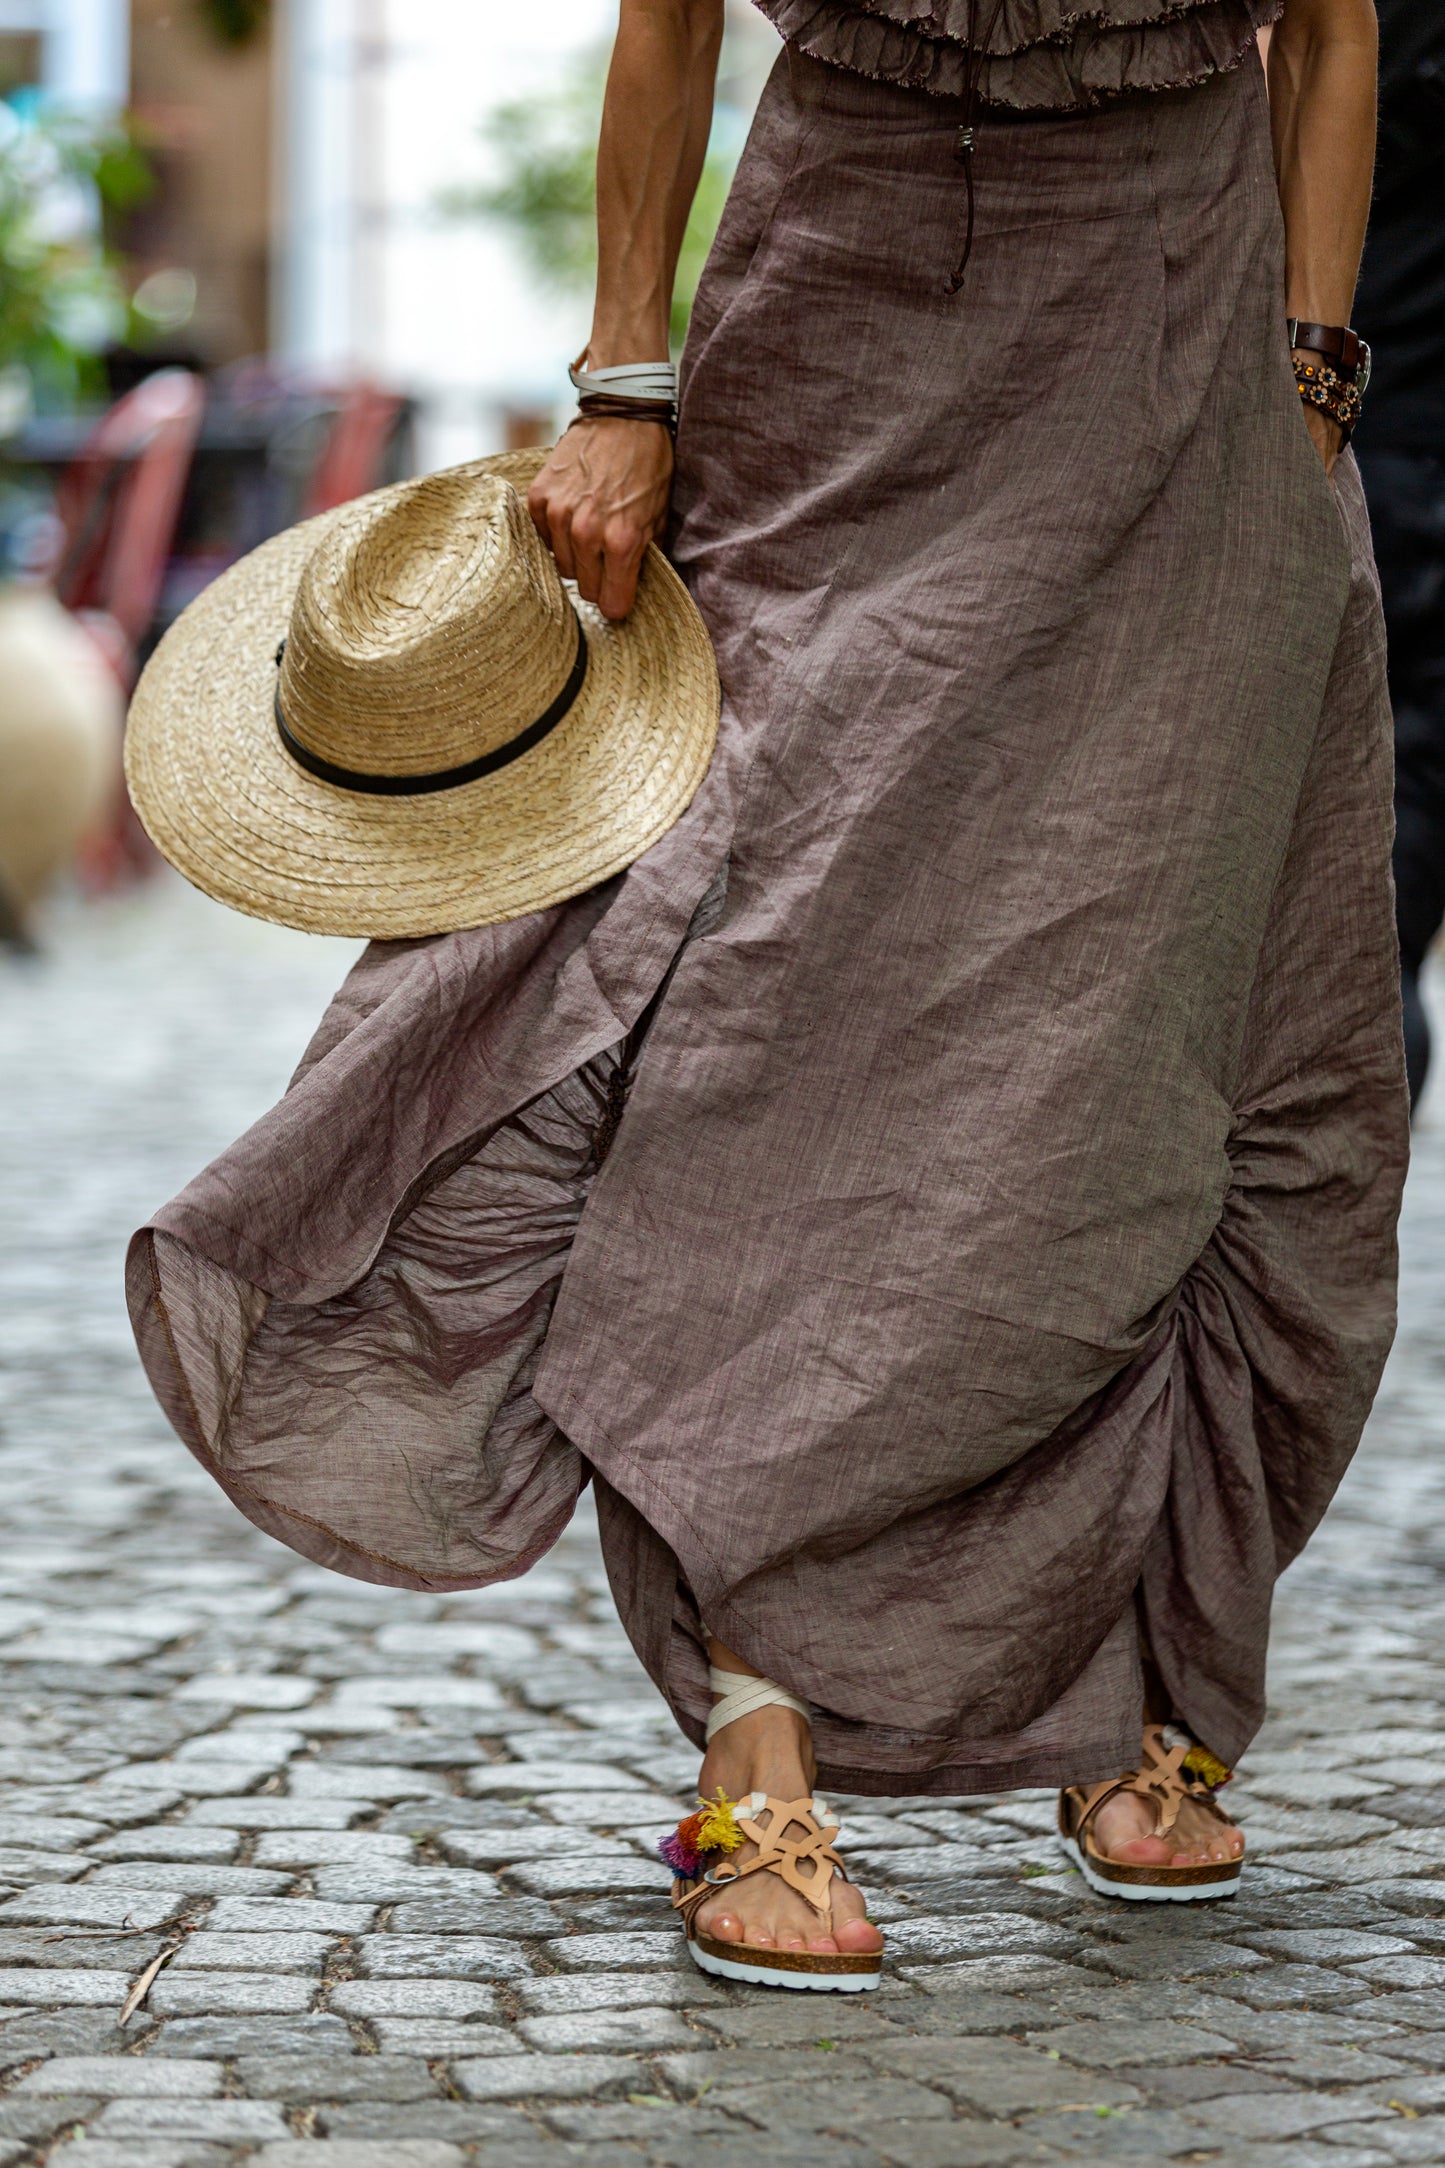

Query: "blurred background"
left=0, top=0, right=779, bottom=939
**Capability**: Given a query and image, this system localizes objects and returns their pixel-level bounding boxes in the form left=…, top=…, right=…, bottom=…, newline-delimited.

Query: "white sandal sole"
left=688, top=1936, right=882, bottom=1991
left=1059, top=1832, right=1242, bottom=1902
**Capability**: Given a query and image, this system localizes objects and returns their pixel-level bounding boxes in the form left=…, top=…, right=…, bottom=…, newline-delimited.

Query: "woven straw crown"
left=280, top=471, right=580, bottom=782
left=123, top=448, right=720, bottom=939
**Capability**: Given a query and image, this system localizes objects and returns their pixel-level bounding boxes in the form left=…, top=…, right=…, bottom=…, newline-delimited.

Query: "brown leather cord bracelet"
left=571, top=393, right=677, bottom=434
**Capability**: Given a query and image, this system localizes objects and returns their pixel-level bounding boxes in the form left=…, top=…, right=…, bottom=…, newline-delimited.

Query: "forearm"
left=590, top=0, right=724, bottom=364
left=1268, top=0, right=1377, bottom=323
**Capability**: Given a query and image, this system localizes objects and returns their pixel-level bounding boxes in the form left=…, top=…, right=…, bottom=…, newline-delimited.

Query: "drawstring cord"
left=947, top=0, right=1008, bottom=295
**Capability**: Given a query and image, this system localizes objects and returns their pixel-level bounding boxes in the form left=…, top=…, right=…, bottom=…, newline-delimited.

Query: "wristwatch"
left=1287, top=319, right=1372, bottom=394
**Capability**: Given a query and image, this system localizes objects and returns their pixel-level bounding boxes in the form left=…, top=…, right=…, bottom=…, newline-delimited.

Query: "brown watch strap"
left=1287, top=320, right=1363, bottom=375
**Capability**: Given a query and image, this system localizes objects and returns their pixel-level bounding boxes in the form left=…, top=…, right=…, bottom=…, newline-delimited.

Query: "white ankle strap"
left=705, top=1663, right=811, bottom=1744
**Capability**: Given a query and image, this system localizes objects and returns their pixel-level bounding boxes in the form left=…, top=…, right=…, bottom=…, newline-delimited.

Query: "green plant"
left=444, top=54, right=735, bottom=352
left=0, top=100, right=152, bottom=418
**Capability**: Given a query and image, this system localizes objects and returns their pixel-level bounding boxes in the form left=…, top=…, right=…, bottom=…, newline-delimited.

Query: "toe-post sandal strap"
left=1058, top=1723, right=1243, bottom=1903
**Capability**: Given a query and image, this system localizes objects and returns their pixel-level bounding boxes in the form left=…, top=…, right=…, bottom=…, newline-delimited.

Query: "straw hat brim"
left=124, top=448, right=721, bottom=938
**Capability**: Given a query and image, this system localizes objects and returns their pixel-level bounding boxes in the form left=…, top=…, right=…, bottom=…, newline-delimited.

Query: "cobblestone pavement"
left=2, top=878, right=1445, bottom=2168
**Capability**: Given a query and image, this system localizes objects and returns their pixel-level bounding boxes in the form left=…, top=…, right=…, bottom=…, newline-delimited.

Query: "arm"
left=528, top=0, right=724, bottom=619
left=1268, top=0, right=1378, bottom=474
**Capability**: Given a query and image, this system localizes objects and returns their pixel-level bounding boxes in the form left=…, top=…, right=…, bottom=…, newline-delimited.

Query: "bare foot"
left=690, top=1644, right=884, bottom=1957
left=1092, top=1778, right=1244, bottom=1869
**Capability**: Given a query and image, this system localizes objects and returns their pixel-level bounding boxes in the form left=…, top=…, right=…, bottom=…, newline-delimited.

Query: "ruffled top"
left=752, top=0, right=1281, bottom=110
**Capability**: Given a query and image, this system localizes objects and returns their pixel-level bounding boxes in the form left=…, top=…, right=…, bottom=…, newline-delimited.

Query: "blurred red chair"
left=303, top=382, right=405, bottom=516
left=53, top=367, right=206, bottom=691
left=50, top=368, right=205, bottom=887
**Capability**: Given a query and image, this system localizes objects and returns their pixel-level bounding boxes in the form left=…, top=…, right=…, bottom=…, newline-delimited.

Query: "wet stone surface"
left=3, top=880, right=1445, bottom=2164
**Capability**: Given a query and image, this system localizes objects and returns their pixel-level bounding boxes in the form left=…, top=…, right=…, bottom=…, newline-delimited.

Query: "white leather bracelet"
left=569, top=358, right=678, bottom=404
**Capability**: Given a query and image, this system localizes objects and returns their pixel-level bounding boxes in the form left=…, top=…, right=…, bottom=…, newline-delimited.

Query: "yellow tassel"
left=1183, top=1745, right=1233, bottom=1789
left=694, top=1789, right=744, bottom=1854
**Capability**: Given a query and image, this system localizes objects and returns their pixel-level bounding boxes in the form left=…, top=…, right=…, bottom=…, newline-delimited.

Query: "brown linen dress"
left=127, top=11, right=1409, bottom=1797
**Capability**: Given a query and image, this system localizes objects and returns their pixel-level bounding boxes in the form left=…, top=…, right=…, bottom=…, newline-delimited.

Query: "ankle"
left=699, top=1704, right=816, bottom=1804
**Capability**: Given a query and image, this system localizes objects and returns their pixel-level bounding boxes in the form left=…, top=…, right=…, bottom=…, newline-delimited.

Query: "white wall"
left=277, top=0, right=616, bottom=471
left=276, top=0, right=778, bottom=474
left=0, top=0, right=129, bottom=108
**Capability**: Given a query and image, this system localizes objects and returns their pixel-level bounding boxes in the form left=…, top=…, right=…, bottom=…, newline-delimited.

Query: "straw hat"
left=124, top=447, right=720, bottom=938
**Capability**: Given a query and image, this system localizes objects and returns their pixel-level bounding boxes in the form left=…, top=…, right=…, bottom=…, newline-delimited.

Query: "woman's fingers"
left=526, top=419, right=674, bottom=619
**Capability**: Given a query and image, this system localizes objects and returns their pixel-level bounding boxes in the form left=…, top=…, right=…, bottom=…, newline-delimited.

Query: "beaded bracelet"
left=1293, top=354, right=1363, bottom=445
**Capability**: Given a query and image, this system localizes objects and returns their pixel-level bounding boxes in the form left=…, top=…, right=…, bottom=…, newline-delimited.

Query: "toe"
left=706, top=1910, right=745, bottom=1944
left=835, top=1916, right=885, bottom=1954
left=1109, top=1833, right=1176, bottom=1866
left=807, top=1932, right=840, bottom=1953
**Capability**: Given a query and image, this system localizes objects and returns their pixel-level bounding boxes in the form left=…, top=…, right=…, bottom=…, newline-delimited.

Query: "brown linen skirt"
left=129, top=46, right=1407, bottom=1795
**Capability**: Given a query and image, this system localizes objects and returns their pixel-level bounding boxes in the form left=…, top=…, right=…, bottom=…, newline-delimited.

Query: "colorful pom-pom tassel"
left=1183, top=1744, right=1233, bottom=1789
left=694, top=1790, right=744, bottom=1855
left=659, top=1827, right=703, bottom=1877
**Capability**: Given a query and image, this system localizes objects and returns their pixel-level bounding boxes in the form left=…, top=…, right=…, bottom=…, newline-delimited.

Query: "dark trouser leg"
left=1357, top=449, right=1445, bottom=1109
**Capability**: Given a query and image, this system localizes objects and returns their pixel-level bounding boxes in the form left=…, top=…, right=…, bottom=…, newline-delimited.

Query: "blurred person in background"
left=1352, top=1, right=1445, bottom=1109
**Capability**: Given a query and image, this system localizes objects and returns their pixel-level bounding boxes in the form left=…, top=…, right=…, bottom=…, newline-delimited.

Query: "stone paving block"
left=326, top=1678, right=505, bottom=1714
left=386, top=1897, right=560, bottom=1937
left=309, top=1866, right=505, bottom=1904
left=88, top=1828, right=239, bottom=1864
left=463, top=1761, right=638, bottom=1794
left=232, top=2052, right=442, bottom=2100
left=453, top=2052, right=640, bottom=2099
left=204, top=1897, right=374, bottom=1934
left=373, top=1622, right=539, bottom=1661
left=531, top=1790, right=684, bottom=1825
left=316, top=2102, right=540, bottom=2142
left=851, top=2036, right=1144, bottom=2114
left=255, top=2144, right=466, bottom=2167
left=172, top=1931, right=337, bottom=1972
left=1179, top=2086, right=1398, bottom=2138
left=437, top=1827, right=633, bottom=1866
left=250, top=1832, right=415, bottom=1870
left=0, top=2097, right=103, bottom=2142
left=1024, top=2017, right=1239, bottom=2066
left=92, top=2099, right=291, bottom=2139
left=0, top=1886, right=186, bottom=1930
left=0, top=1815, right=106, bottom=1848
left=47, top=2149, right=235, bottom=2168
left=1351, top=1954, right=1445, bottom=1988
left=1319, top=2120, right=1445, bottom=2161
left=1354, top=1989, right=1445, bottom=2028
left=1016, top=2103, right=1211, bottom=2155
left=103, top=1762, right=281, bottom=1795
left=1082, top=1936, right=1266, bottom=1980
left=503, top=1857, right=671, bottom=1897
left=541, top=2102, right=741, bottom=2142
left=0, top=1846, right=88, bottom=1883
left=846, top=2124, right=1061, bottom=2166
left=287, top=1764, right=447, bottom=1801
left=0, top=2012, right=141, bottom=2063
left=174, top=1729, right=306, bottom=1764
left=185, top=1797, right=364, bottom=1830
left=0, top=1968, right=133, bottom=2004
left=86, top=1862, right=297, bottom=1896
left=520, top=1971, right=720, bottom=2014
left=516, top=2005, right=694, bottom=2053
left=544, top=1931, right=683, bottom=1969
left=173, top=1674, right=318, bottom=1709
left=15, top=2058, right=222, bottom=2094
left=1209, top=1961, right=1381, bottom=2008
left=146, top=1972, right=316, bottom=2016
left=901, top=1956, right=1094, bottom=1994
left=326, top=1977, right=498, bottom=2018
left=149, top=2014, right=356, bottom=2056
left=723, top=2076, right=958, bottom=2133
left=885, top=1914, right=1079, bottom=1960
left=353, top=1932, right=531, bottom=1979
left=1244, top=1929, right=1413, bottom=1962
left=365, top=2018, right=516, bottom=2055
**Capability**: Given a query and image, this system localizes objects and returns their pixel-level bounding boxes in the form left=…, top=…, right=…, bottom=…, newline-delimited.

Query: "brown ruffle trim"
left=751, top=0, right=1281, bottom=110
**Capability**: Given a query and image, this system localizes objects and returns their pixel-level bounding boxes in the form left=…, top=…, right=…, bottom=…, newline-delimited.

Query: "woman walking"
left=126, top=0, right=1403, bottom=1991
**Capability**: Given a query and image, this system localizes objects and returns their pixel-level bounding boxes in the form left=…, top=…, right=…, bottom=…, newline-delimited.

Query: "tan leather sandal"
left=1058, top=1723, right=1244, bottom=1901
left=672, top=1789, right=883, bottom=1991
